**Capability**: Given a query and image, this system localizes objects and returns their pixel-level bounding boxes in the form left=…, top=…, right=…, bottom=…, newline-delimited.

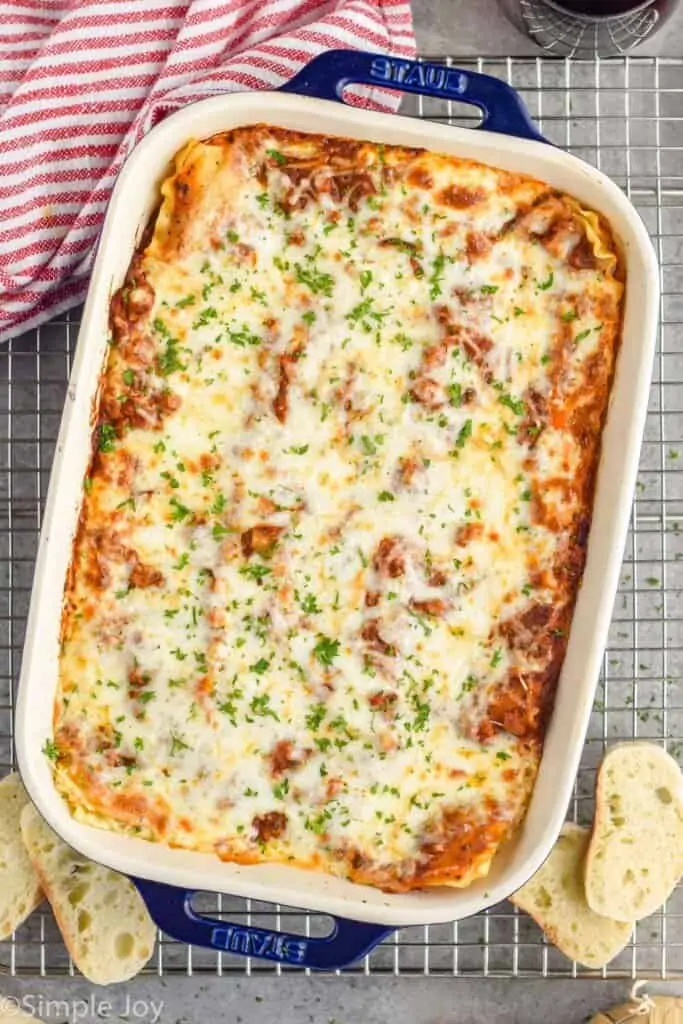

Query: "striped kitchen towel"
left=0, top=0, right=415, bottom=343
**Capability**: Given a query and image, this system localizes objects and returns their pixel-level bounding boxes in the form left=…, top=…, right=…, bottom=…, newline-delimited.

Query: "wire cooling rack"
left=1, top=54, right=682, bottom=981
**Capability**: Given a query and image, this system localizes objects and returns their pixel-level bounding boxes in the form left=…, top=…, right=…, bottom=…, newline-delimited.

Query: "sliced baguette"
left=585, top=742, right=683, bottom=922
left=590, top=995, right=683, bottom=1024
left=0, top=999, right=38, bottom=1023
left=20, top=803, right=155, bottom=985
left=511, top=823, right=633, bottom=969
left=0, top=774, right=42, bottom=939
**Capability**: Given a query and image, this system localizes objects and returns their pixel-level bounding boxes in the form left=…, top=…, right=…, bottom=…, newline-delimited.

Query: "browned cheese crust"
left=52, top=127, right=623, bottom=892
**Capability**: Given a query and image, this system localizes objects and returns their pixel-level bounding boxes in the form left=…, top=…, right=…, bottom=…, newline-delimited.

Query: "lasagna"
left=50, top=127, right=623, bottom=892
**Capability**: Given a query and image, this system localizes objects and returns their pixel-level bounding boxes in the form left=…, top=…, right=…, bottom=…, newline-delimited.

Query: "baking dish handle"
left=133, top=878, right=394, bottom=970
left=280, top=49, right=546, bottom=143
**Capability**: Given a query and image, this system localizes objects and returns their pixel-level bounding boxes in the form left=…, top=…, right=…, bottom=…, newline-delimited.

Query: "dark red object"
left=556, top=0, right=675, bottom=13
left=498, top=0, right=679, bottom=56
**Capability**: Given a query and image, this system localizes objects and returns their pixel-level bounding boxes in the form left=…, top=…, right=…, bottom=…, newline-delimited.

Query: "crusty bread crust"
left=20, top=803, right=155, bottom=985
left=511, top=823, right=632, bottom=969
left=585, top=742, right=683, bottom=922
left=0, top=774, right=42, bottom=940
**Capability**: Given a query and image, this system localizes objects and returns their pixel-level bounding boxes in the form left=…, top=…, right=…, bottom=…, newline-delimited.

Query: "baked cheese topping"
left=51, top=128, right=623, bottom=892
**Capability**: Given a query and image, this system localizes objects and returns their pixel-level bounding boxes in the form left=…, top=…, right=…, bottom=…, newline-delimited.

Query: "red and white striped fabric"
left=0, top=0, right=415, bottom=342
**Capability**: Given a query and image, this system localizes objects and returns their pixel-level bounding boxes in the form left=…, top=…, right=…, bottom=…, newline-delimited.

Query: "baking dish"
left=15, top=49, right=658, bottom=970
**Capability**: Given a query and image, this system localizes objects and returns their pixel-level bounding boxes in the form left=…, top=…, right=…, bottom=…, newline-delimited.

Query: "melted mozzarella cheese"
left=52, top=128, right=622, bottom=891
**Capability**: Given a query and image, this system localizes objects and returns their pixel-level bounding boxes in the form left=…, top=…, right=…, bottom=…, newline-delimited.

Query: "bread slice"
left=511, top=823, right=633, bottom=969
left=590, top=995, right=683, bottom=1024
left=0, top=774, right=42, bottom=939
left=20, top=803, right=155, bottom=984
left=585, top=742, right=683, bottom=922
left=0, top=998, right=39, bottom=1023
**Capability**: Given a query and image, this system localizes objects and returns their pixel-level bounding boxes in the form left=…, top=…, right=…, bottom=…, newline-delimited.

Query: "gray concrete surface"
left=1, top=976, right=683, bottom=1024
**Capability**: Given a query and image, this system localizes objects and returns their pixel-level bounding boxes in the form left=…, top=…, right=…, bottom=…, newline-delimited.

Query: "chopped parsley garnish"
left=359, top=269, right=373, bottom=292
left=305, top=810, right=331, bottom=835
left=459, top=674, right=477, bottom=697
left=256, top=192, right=269, bottom=208
left=455, top=418, right=473, bottom=448
left=313, top=635, right=340, bottom=666
left=378, top=490, right=395, bottom=502
left=169, top=732, right=191, bottom=756
left=448, top=382, right=463, bottom=407
left=192, top=306, right=218, bottom=329
left=561, top=309, right=578, bottom=322
left=285, top=444, right=309, bottom=455
left=305, top=703, right=327, bottom=730
left=480, top=284, right=498, bottom=294
left=294, top=263, right=334, bottom=297
left=392, top=332, right=413, bottom=351
left=429, top=251, right=446, bottom=300
left=408, top=694, right=430, bottom=732
left=158, top=337, right=185, bottom=375
left=42, top=739, right=60, bottom=761
left=498, top=393, right=526, bottom=416
left=302, top=311, right=316, bottom=326
left=154, top=319, right=186, bottom=376
left=297, top=591, right=321, bottom=614
left=513, top=306, right=526, bottom=317
left=211, top=493, right=226, bottom=514
left=226, top=230, right=239, bottom=243
left=574, top=328, right=592, bottom=343
left=273, top=778, right=289, bottom=800
left=251, top=658, right=270, bottom=675
left=226, top=325, right=261, bottom=348
left=266, top=148, right=287, bottom=165
left=496, top=751, right=512, bottom=762
left=239, top=563, right=272, bottom=582
left=346, top=297, right=389, bottom=326
left=153, top=316, right=170, bottom=336
left=250, top=694, right=279, bottom=720
left=536, top=270, right=554, bottom=291
left=490, top=649, right=503, bottom=668
left=169, top=497, right=191, bottom=522
left=98, top=423, right=117, bottom=453
left=122, top=368, right=135, bottom=386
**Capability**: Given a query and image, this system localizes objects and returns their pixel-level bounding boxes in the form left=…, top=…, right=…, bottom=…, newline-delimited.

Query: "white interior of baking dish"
left=16, top=91, right=659, bottom=927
